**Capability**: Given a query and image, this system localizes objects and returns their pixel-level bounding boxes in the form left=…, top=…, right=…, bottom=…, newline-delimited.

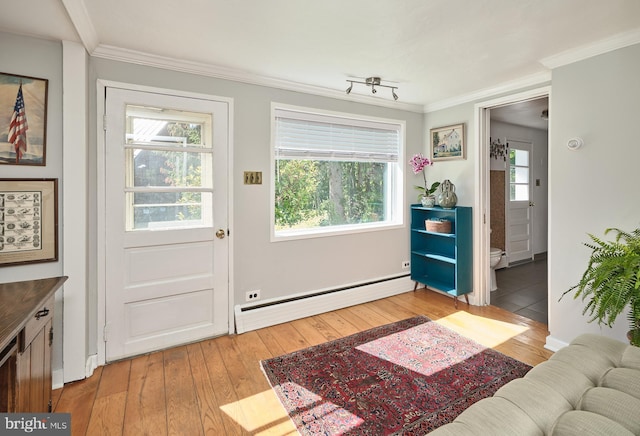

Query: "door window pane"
left=132, top=150, right=211, bottom=188
left=128, top=192, right=210, bottom=230
left=125, top=105, right=213, bottom=231
left=510, top=167, right=529, bottom=184
left=509, top=148, right=530, bottom=201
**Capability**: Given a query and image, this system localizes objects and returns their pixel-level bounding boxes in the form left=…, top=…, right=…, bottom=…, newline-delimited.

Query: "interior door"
left=507, top=140, right=533, bottom=263
left=104, top=87, right=229, bottom=361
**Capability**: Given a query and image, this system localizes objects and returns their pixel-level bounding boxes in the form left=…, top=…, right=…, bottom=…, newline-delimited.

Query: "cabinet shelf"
left=411, top=275, right=456, bottom=294
left=410, top=205, right=472, bottom=307
left=411, top=250, right=456, bottom=264
left=411, top=229, right=456, bottom=238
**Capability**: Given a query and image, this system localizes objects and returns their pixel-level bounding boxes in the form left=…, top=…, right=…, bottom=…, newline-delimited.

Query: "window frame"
left=270, top=103, right=405, bottom=242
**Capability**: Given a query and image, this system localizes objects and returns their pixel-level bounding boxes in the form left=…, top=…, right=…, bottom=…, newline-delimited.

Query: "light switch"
left=244, top=171, right=262, bottom=185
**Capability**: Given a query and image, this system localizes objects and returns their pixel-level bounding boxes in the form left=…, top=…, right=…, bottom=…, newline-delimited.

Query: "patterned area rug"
left=261, top=315, right=531, bottom=435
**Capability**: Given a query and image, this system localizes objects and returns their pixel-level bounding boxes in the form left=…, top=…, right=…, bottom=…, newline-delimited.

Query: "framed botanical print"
left=0, top=179, right=58, bottom=266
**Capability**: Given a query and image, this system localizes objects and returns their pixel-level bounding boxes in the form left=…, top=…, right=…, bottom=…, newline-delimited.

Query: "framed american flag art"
left=0, top=72, right=48, bottom=166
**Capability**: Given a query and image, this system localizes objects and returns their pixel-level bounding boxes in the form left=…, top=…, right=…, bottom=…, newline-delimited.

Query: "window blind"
left=274, top=108, right=400, bottom=163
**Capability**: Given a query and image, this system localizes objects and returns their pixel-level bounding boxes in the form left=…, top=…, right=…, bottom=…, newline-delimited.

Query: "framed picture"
left=430, top=123, right=465, bottom=161
left=0, top=179, right=58, bottom=267
left=0, top=72, right=49, bottom=166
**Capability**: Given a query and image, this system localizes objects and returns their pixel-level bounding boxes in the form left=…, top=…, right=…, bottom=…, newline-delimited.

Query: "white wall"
left=548, top=42, right=640, bottom=346
left=490, top=121, right=548, bottom=255
left=424, top=44, right=640, bottom=347
left=87, top=57, right=424, bottom=356
left=423, top=106, right=477, bottom=208
left=0, top=32, right=65, bottom=375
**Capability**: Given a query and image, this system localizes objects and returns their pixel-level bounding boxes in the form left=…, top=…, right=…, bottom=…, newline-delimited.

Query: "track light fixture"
left=346, top=77, right=399, bottom=101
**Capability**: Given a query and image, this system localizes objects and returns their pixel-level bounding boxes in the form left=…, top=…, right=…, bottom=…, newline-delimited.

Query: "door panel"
left=104, top=87, right=229, bottom=361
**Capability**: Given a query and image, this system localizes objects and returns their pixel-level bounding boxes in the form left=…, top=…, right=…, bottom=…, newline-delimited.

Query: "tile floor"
left=490, top=256, right=548, bottom=324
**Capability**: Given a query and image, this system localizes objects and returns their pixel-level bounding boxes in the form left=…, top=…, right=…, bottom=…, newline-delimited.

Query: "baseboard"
left=85, top=354, right=98, bottom=378
left=52, top=369, right=64, bottom=390
left=544, top=335, right=569, bottom=352
left=235, top=275, right=414, bottom=333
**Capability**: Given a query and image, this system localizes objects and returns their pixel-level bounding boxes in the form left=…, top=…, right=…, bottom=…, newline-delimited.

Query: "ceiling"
left=2, top=0, right=640, bottom=116
left=491, top=97, right=549, bottom=130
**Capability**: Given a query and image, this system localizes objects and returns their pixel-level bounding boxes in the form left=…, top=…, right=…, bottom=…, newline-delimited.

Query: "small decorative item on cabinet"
left=437, top=179, right=458, bottom=209
left=425, top=218, right=451, bottom=233
left=420, top=195, right=436, bottom=208
left=410, top=153, right=440, bottom=207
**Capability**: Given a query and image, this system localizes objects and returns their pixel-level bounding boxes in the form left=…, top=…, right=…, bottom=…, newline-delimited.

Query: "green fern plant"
left=561, top=227, right=640, bottom=346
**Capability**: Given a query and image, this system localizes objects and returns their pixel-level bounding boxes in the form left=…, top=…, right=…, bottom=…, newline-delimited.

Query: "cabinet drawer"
left=20, top=296, right=54, bottom=351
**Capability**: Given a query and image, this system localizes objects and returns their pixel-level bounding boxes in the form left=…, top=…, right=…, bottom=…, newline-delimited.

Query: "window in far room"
left=272, top=104, right=404, bottom=240
left=509, top=148, right=530, bottom=202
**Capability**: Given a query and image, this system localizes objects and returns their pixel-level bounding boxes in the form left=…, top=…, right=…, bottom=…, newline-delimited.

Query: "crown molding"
left=90, top=44, right=424, bottom=113
left=540, top=28, right=640, bottom=69
left=424, top=71, right=551, bottom=113
left=61, top=0, right=99, bottom=52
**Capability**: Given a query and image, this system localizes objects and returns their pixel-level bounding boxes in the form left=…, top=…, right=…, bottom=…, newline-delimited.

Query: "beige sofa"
left=429, top=333, right=640, bottom=435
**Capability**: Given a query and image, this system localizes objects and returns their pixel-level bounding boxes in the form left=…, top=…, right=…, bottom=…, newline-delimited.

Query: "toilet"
left=490, top=247, right=504, bottom=291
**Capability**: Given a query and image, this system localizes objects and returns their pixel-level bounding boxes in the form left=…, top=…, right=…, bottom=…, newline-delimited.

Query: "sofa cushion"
left=524, top=360, right=593, bottom=407
left=600, top=367, right=640, bottom=400
left=494, top=378, right=572, bottom=434
left=621, top=344, right=640, bottom=370
left=577, top=387, right=640, bottom=434
left=551, top=410, right=634, bottom=436
left=550, top=345, right=618, bottom=385
left=570, top=333, right=628, bottom=367
left=439, top=397, right=544, bottom=436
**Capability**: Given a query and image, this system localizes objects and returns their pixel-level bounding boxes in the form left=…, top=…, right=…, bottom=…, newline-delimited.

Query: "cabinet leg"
left=413, top=281, right=421, bottom=292
left=454, top=297, right=458, bottom=309
left=464, top=294, right=469, bottom=306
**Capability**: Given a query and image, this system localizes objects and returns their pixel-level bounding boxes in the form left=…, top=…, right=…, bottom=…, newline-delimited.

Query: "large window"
left=272, top=105, right=404, bottom=239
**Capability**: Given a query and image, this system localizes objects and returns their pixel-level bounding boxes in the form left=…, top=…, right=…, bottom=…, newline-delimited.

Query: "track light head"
left=345, top=77, right=399, bottom=101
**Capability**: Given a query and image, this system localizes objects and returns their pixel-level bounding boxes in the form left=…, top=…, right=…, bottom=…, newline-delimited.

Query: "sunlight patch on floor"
left=219, top=387, right=364, bottom=435
left=435, top=311, right=529, bottom=348
left=220, top=389, right=294, bottom=434
left=219, top=385, right=364, bottom=435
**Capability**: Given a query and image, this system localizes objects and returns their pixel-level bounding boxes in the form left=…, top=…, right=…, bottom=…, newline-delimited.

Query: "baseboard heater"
left=234, top=274, right=414, bottom=334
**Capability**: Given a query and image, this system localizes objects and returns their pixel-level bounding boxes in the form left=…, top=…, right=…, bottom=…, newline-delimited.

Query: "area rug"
left=260, top=315, right=531, bottom=435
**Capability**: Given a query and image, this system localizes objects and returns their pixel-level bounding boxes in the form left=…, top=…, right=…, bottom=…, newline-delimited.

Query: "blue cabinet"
left=410, top=205, right=472, bottom=307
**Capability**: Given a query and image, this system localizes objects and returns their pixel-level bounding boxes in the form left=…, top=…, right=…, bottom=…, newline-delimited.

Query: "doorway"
left=101, top=86, right=231, bottom=362
left=476, top=89, right=549, bottom=324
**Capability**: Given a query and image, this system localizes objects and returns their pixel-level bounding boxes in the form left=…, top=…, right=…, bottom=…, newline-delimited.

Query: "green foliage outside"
left=132, top=121, right=204, bottom=228
left=163, top=122, right=203, bottom=221
left=275, top=159, right=387, bottom=230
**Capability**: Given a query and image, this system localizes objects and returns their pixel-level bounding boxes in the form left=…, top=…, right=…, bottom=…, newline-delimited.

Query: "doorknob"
left=215, top=229, right=226, bottom=239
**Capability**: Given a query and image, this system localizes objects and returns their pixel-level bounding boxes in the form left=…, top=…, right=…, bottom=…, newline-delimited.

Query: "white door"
left=104, top=87, right=229, bottom=361
left=507, top=140, right=533, bottom=263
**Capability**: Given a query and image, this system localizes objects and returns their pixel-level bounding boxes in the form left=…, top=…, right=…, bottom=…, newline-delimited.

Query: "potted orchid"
left=410, top=153, right=440, bottom=207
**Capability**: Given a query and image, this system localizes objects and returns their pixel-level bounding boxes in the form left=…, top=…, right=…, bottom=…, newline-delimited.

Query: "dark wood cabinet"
left=0, top=277, right=66, bottom=413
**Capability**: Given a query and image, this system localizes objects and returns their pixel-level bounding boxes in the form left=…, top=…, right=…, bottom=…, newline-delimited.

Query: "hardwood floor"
left=52, top=289, right=553, bottom=435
